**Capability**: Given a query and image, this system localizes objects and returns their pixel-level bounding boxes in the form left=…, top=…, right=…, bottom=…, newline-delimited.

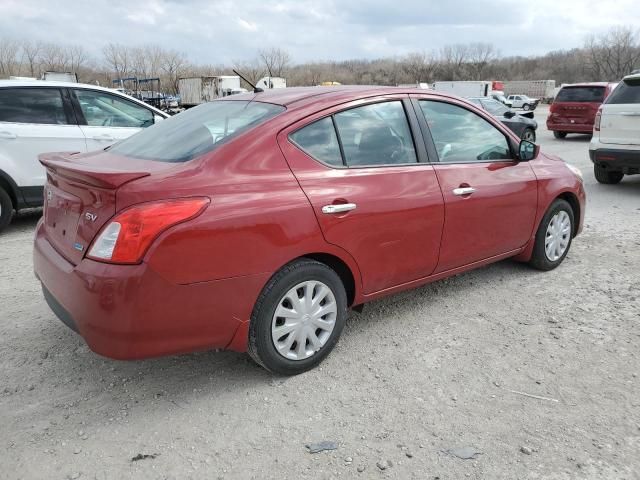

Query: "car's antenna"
left=233, top=69, right=263, bottom=93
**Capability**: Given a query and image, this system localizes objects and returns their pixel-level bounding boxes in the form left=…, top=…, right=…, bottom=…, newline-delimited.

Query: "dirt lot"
left=1, top=106, right=639, bottom=480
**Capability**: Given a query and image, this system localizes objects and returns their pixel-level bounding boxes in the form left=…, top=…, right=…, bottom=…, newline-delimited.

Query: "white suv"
left=590, top=73, right=640, bottom=184
left=0, top=80, right=169, bottom=231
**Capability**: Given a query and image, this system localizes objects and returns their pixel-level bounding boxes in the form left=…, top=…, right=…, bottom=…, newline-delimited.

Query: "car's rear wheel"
left=0, top=187, right=13, bottom=233
left=529, top=199, right=574, bottom=271
left=248, top=258, right=348, bottom=375
left=523, top=103, right=531, bottom=111
left=521, top=128, right=536, bottom=143
left=594, top=164, right=624, bottom=184
left=553, top=131, right=567, bottom=139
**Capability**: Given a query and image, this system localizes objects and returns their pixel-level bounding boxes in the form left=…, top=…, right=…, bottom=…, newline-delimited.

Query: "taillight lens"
left=87, top=198, right=210, bottom=264
left=594, top=108, right=602, bottom=131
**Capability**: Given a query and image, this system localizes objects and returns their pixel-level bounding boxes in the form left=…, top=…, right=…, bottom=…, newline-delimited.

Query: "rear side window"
left=289, top=117, right=343, bottom=167
left=555, top=87, right=605, bottom=103
left=0, top=88, right=68, bottom=125
left=74, top=90, right=154, bottom=128
left=334, top=101, right=418, bottom=166
left=110, top=101, right=284, bottom=162
left=606, top=78, right=640, bottom=104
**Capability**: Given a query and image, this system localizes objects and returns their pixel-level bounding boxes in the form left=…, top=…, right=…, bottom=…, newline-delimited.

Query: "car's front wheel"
left=521, top=128, right=536, bottom=143
left=0, top=187, right=13, bottom=233
left=594, top=164, right=624, bottom=184
left=248, top=258, right=348, bottom=375
left=523, top=103, right=531, bottom=111
left=529, top=199, right=574, bottom=271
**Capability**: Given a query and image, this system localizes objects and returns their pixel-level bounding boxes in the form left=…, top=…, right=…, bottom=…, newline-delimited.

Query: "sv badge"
left=85, top=212, right=98, bottom=222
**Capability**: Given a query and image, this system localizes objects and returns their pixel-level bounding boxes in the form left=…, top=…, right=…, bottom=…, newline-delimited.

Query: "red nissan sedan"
left=34, top=87, right=585, bottom=375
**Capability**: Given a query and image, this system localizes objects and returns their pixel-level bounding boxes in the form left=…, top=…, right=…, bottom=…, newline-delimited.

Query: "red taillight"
left=594, top=108, right=602, bottom=131
left=549, top=103, right=557, bottom=113
left=87, top=198, right=210, bottom=264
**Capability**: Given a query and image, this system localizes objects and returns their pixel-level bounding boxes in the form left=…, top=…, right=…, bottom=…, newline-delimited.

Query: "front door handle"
left=0, top=131, right=17, bottom=139
left=92, top=135, right=115, bottom=141
left=322, top=203, right=357, bottom=214
left=452, top=187, right=476, bottom=196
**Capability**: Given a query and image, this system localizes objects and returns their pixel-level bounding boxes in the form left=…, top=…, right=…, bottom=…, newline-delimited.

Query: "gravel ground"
left=1, top=106, right=639, bottom=480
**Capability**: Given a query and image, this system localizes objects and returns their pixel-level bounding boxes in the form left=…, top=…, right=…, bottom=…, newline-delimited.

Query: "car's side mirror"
left=504, top=110, right=515, bottom=119
left=518, top=140, right=539, bottom=161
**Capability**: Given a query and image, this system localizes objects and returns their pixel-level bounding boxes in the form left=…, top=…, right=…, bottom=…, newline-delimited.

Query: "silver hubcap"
left=271, top=280, right=337, bottom=361
left=545, top=210, right=571, bottom=261
left=523, top=130, right=535, bottom=142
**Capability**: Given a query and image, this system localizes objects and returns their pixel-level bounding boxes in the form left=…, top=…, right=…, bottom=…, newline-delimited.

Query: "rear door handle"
left=92, top=135, right=115, bottom=141
left=0, top=131, right=17, bottom=139
left=322, top=203, right=357, bottom=214
left=452, top=187, right=476, bottom=196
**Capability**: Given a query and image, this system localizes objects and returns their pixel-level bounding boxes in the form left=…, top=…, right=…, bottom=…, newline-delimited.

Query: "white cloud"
left=0, top=0, right=638, bottom=64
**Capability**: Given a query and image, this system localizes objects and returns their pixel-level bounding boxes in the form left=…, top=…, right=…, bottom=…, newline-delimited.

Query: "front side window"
left=74, top=90, right=154, bottom=128
left=334, top=101, right=417, bottom=166
left=290, top=117, right=343, bottom=167
left=419, top=101, right=512, bottom=163
left=110, top=100, right=284, bottom=163
left=0, top=88, right=68, bottom=125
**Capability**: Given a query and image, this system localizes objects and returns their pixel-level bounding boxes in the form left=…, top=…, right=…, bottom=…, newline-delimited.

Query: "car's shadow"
left=3, top=208, right=42, bottom=234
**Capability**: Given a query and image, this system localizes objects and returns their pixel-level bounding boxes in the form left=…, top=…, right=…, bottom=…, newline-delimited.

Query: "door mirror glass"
left=518, top=140, right=539, bottom=161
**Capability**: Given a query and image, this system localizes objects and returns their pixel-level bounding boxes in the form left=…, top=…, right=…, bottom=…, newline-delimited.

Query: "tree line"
left=0, top=26, right=638, bottom=94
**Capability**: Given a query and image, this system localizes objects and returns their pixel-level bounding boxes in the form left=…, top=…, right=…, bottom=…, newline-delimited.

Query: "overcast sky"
left=1, top=0, right=639, bottom=64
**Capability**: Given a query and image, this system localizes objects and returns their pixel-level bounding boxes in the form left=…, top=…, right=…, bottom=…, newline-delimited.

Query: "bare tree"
left=233, top=58, right=265, bottom=87
left=21, top=40, right=43, bottom=77
left=402, top=51, right=437, bottom=83
left=67, top=45, right=87, bottom=73
left=467, top=42, right=498, bottom=80
left=0, top=38, right=20, bottom=76
left=161, top=49, right=187, bottom=94
left=585, top=26, right=640, bottom=80
left=259, top=47, right=291, bottom=77
left=439, top=44, right=470, bottom=80
left=103, top=43, right=129, bottom=79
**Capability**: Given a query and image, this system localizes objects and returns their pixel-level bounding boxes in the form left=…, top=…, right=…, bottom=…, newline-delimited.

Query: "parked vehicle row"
left=0, top=80, right=169, bottom=231
left=33, top=86, right=585, bottom=375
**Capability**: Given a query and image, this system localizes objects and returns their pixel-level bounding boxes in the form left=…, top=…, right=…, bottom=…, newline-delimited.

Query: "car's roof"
left=222, top=85, right=455, bottom=108
left=0, top=79, right=168, bottom=116
left=0, top=79, right=120, bottom=91
left=560, top=82, right=615, bottom=88
left=622, top=73, right=640, bottom=82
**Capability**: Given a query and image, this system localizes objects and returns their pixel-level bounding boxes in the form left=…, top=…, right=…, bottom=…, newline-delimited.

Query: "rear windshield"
left=555, top=86, right=605, bottom=103
left=605, top=78, right=640, bottom=104
left=109, top=101, right=284, bottom=162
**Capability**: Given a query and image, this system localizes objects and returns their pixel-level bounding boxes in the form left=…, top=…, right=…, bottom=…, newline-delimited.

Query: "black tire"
left=523, top=103, right=531, bottom=111
left=594, top=164, right=623, bottom=184
left=553, top=131, right=567, bottom=139
left=529, top=199, right=574, bottom=271
left=0, top=187, right=13, bottom=233
left=248, top=258, right=348, bottom=375
left=521, top=128, right=536, bottom=143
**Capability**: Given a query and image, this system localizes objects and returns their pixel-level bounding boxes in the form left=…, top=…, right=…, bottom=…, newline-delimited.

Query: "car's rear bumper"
left=33, top=219, right=269, bottom=359
left=589, top=147, right=640, bottom=173
left=546, top=121, right=593, bottom=133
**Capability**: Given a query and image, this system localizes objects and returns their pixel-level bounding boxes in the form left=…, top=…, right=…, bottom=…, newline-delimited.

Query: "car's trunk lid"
left=599, top=104, right=640, bottom=145
left=39, top=151, right=171, bottom=265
